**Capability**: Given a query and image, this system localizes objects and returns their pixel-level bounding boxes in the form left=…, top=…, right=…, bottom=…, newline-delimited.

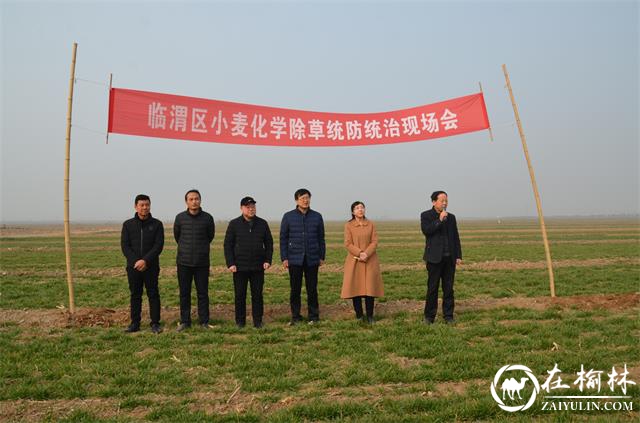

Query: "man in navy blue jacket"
left=121, top=194, right=164, bottom=333
left=280, top=188, right=326, bottom=324
left=421, top=190, right=462, bottom=324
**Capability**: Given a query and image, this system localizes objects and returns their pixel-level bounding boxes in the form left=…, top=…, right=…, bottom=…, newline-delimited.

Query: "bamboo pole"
left=478, top=82, right=495, bottom=142
left=64, top=42, right=78, bottom=313
left=106, top=73, right=112, bottom=144
left=502, top=64, right=556, bottom=297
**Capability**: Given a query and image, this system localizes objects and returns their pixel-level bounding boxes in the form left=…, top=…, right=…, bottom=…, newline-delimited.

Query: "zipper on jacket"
left=302, top=213, right=306, bottom=255
left=140, top=220, right=144, bottom=258
left=191, top=215, right=195, bottom=266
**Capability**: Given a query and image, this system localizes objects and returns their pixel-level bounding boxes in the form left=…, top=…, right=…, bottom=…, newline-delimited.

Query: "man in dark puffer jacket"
left=121, top=194, right=164, bottom=334
left=224, top=196, right=273, bottom=328
left=280, top=188, right=326, bottom=325
left=173, top=189, right=215, bottom=331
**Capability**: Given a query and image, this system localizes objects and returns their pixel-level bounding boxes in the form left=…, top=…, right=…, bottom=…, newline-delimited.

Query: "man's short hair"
left=135, top=194, right=150, bottom=205
left=430, top=191, right=447, bottom=202
left=294, top=188, right=311, bottom=200
left=185, top=189, right=201, bottom=201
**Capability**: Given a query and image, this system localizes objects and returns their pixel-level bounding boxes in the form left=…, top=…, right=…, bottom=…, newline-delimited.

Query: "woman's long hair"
left=349, top=201, right=365, bottom=221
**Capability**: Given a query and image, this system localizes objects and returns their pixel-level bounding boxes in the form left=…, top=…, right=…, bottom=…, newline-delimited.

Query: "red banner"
left=108, top=88, right=490, bottom=147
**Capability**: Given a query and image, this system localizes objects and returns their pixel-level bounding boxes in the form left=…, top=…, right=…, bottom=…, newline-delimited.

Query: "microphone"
left=441, top=205, right=448, bottom=221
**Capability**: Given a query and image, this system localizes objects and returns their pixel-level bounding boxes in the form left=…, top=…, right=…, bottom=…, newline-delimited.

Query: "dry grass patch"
left=387, top=353, right=435, bottom=369
left=1, top=293, right=637, bottom=329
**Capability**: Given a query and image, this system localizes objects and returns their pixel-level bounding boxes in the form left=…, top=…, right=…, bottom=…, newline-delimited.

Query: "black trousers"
left=127, top=266, right=161, bottom=326
left=177, top=265, right=210, bottom=325
left=233, top=270, right=264, bottom=326
left=288, top=258, right=319, bottom=321
left=352, top=296, right=375, bottom=318
left=425, top=256, right=456, bottom=320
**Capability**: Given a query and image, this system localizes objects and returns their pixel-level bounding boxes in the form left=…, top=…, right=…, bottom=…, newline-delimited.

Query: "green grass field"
left=1, top=218, right=638, bottom=422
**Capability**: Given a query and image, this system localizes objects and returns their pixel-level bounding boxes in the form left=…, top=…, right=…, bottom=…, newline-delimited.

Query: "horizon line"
left=1, top=214, right=639, bottom=226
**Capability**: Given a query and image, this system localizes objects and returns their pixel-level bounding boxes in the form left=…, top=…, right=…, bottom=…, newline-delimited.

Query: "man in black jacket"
left=224, top=197, right=273, bottom=328
left=121, top=194, right=165, bottom=333
left=421, top=191, right=462, bottom=324
left=174, top=189, right=215, bottom=331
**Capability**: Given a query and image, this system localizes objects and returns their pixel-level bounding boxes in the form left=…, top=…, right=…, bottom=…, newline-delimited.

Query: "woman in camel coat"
left=341, top=201, right=384, bottom=324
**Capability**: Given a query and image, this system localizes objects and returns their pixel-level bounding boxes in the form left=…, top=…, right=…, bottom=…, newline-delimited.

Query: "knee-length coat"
left=341, top=219, right=384, bottom=298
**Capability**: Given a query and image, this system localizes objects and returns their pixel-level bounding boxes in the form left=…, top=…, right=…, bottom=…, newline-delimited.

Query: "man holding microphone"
left=421, top=190, right=462, bottom=325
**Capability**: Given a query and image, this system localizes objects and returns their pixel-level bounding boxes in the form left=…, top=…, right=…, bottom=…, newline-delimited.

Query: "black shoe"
left=308, top=319, right=319, bottom=325
left=254, top=322, right=264, bottom=329
left=236, top=322, right=246, bottom=329
left=176, top=323, right=191, bottom=332
left=288, top=318, right=302, bottom=326
left=124, top=324, right=140, bottom=333
left=151, top=324, right=162, bottom=334
left=424, top=318, right=435, bottom=325
left=445, top=318, right=456, bottom=325
left=366, top=316, right=375, bottom=325
left=200, top=323, right=213, bottom=329
left=355, top=314, right=364, bottom=321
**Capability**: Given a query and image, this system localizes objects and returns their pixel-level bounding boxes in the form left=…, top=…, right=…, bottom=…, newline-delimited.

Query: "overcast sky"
left=1, top=0, right=638, bottom=223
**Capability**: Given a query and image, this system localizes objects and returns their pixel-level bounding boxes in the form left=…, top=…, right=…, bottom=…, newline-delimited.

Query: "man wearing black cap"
left=224, top=197, right=273, bottom=328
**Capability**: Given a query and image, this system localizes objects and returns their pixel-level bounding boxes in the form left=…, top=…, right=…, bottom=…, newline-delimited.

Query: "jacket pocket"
left=307, top=243, right=319, bottom=254
left=288, top=241, right=303, bottom=254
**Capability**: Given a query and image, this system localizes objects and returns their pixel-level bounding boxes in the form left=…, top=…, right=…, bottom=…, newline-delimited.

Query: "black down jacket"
left=173, top=209, right=215, bottom=267
left=223, top=216, right=273, bottom=271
